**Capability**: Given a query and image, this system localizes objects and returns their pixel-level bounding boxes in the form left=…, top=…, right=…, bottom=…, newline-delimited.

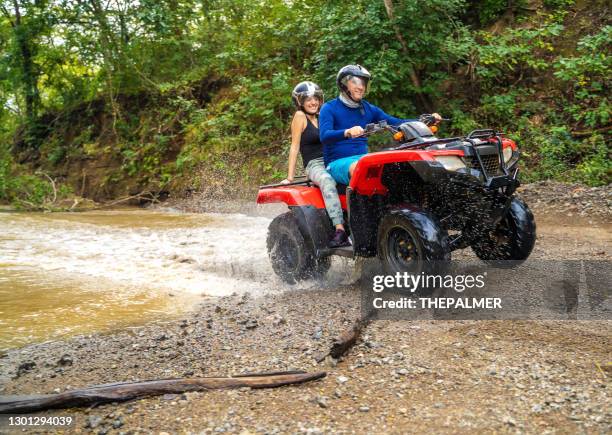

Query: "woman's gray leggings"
left=305, top=157, right=344, bottom=227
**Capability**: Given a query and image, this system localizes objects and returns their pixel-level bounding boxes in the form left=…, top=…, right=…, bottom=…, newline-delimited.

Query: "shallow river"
left=0, top=208, right=300, bottom=351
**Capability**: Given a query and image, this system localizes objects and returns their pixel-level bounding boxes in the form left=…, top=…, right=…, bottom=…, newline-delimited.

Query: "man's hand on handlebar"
left=344, top=116, right=446, bottom=139
left=420, top=113, right=448, bottom=126
left=344, top=126, right=365, bottom=138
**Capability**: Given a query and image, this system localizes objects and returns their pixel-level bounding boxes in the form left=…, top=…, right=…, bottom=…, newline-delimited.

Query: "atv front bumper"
left=484, top=168, right=520, bottom=191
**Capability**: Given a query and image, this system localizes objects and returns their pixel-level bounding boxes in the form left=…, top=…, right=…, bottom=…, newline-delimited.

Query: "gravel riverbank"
left=1, top=183, right=610, bottom=434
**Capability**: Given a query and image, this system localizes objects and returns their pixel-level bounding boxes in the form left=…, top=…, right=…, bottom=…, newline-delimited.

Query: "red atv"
left=257, top=116, right=536, bottom=283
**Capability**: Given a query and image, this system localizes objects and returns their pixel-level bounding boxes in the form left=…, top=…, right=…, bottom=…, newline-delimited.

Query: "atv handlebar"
left=419, top=114, right=451, bottom=126
left=361, top=114, right=450, bottom=138
left=359, top=114, right=450, bottom=141
left=362, top=120, right=399, bottom=137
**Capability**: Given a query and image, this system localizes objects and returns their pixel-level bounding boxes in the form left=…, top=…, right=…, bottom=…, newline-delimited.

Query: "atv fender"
left=290, top=206, right=334, bottom=257
left=257, top=186, right=327, bottom=208
left=385, top=203, right=449, bottom=246
left=257, top=185, right=347, bottom=209
left=350, top=151, right=453, bottom=195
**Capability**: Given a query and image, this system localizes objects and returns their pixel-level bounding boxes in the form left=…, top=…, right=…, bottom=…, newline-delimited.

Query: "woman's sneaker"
left=329, top=229, right=350, bottom=248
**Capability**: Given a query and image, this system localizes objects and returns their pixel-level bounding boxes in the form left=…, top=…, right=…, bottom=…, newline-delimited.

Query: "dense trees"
left=0, top=0, right=609, bottom=207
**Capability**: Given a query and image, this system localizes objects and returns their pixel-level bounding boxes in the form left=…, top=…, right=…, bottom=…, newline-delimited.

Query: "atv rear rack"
left=260, top=176, right=312, bottom=189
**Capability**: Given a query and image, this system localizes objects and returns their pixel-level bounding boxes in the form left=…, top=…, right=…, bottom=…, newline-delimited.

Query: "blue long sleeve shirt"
left=319, top=98, right=416, bottom=165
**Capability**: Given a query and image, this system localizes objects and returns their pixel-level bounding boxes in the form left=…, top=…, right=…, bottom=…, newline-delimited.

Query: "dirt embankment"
left=0, top=183, right=610, bottom=434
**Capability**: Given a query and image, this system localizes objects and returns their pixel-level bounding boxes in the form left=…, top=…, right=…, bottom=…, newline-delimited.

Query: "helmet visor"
left=296, top=90, right=324, bottom=106
left=344, top=75, right=370, bottom=96
left=348, top=76, right=368, bottom=87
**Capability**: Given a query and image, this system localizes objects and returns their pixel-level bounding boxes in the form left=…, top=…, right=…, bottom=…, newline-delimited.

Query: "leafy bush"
left=0, top=148, right=12, bottom=201
left=572, top=135, right=611, bottom=186
left=543, top=0, right=575, bottom=10
left=474, top=0, right=511, bottom=24
left=554, top=26, right=611, bottom=128
left=512, top=126, right=610, bottom=186
left=474, top=23, right=563, bottom=88
left=0, top=145, right=74, bottom=209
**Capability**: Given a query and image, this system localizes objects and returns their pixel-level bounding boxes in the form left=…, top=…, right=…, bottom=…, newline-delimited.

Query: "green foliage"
left=523, top=128, right=611, bottom=186
left=463, top=0, right=532, bottom=26
left=475, top=0, right=509, bottom=24
left=554, top=26, right=611, bottom=84
left=0, top=144, right=73, bottom=209
left=543, top=0, right=575, bottom=9
left=554, top=26, right=611, bottom=128
left=0, top=147, right=13, bottom=201
left=573, top=135, right=611, bottom=186
left=448, top=108, right=479, bottom=134
left=177, top=69, right=296, bottom=174
left=474, top=22, right=563, bottom=88
left=309, top=0, right=466, bottom=115
left=0, top=0, right=609, bottom=198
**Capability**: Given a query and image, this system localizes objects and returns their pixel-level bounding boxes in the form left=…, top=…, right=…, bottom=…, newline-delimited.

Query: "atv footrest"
left=318, top=245, right=354, bottom=258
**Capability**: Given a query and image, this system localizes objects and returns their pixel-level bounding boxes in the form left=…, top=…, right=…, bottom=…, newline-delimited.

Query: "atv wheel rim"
left=488, top=217, right=513, bottom=254
left=387, top=228, right=420, bottom=271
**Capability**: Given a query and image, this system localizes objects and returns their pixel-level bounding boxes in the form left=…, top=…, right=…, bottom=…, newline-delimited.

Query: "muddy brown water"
left=0, top=208, right=283, bottom=351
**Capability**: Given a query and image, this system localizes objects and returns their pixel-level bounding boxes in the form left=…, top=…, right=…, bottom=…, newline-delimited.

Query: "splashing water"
left=0, top=208, right=354, bottom=350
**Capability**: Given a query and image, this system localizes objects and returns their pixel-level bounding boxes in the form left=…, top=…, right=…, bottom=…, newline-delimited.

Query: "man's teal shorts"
left=326, top=154, right=366, bottom=185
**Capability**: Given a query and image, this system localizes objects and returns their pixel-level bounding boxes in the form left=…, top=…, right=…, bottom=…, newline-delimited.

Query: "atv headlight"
left=503, top=146, right=513, bottom=163
left=433, top=156, right=466, bottom=171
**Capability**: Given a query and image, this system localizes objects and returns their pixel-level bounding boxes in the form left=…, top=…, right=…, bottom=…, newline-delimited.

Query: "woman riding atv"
left=281, top=81, right=350, bottom=248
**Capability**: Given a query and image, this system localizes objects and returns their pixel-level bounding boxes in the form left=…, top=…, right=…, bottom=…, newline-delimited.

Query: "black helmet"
left=291, top=81, right=324, bottom=110
left=336, top=64, right=371, bottom=96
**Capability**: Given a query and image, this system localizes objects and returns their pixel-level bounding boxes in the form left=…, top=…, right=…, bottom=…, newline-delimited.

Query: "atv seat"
left=305, top=179, right=347, bottom=194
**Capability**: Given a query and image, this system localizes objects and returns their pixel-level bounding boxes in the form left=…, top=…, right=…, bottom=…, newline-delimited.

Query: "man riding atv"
left=320, top=64, right=442, bottom=186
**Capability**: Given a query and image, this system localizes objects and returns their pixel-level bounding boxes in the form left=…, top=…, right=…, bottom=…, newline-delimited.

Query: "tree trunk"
left=86, top=0, right=122, bottom=132
left=382, top=0, right=433, bottom=112
left=4, top=0, right=42, bottom=147
left=16, top=34, right=39, bottom=124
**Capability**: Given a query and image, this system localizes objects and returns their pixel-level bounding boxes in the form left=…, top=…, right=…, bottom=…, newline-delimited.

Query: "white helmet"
left=291, top=81, right=324, bottom=109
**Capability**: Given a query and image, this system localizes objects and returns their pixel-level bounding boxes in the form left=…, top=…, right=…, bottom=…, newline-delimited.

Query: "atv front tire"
left=471, top=197, right=536, bottom=264
left=377, top=207, right=450, bottom=280
left=267, top=211, right=330, bottom=284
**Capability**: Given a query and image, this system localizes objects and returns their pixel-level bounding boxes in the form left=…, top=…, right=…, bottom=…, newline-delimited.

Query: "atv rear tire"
left=471, top=197, right=536, bottom=265
left=377, top=207, right=450, bottom=282
left=267, top=211, right=331, bottom=284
